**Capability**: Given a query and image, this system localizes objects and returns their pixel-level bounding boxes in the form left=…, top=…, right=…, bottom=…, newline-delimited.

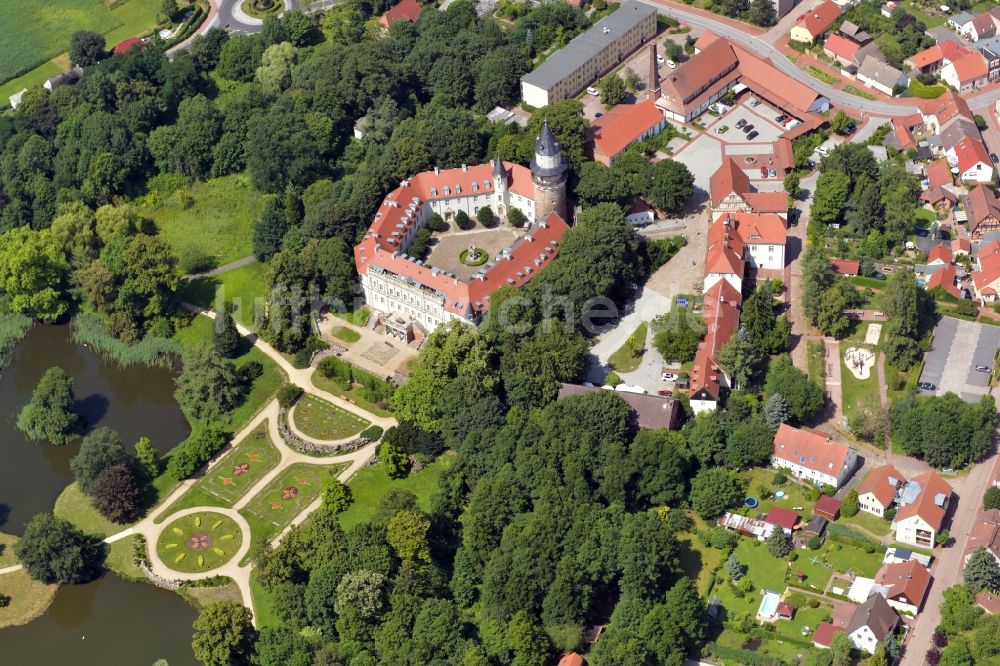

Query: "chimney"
left=462, top=164, right=468, bottom=172
left=649, top=43, right=660, bottom=99
left=434, top=166, right=440, bottom=175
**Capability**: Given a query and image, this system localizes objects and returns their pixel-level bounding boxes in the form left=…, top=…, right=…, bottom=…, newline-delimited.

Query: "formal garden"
left=291, top=394, right=371, bottom=440
left=156, top=512, right=243, bottom=573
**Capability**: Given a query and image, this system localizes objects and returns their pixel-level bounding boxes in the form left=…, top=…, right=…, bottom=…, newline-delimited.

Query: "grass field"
left=144, top=175, right=267, bottom=267
left=0, top=0, right=160, bottom=90
left=839, top=340, right=880, bottom=426
left=311, top=371, right=393, bottom=418
left=0, top=569, right=58, bottom=629
left=163, top=424, right=281, bottom=516
left=157, top=511, right=243, bottom=573
left=843, top=85, right=877, bottom=101
left=181, top=262, right=270, bottom=329
left=104, top=535, right=145, bottom=581
left=608, top=322, right=647, bottom=373
left=54, top=483, right=126, bottom=539
left=333, top=307, right=371, bottom=327
left=241, top=463, right=344, bottom=549
left=338, top=455, right=452, bottom=531
left=331, top=326, right=361, bottom=343
left=292, top=395, right=370, bottom=440
left=839, top=507, right=892, bottom=537
left=250, top=572, right=281, bottom=628
left=803, top=65, right=840, bottom=85
left=0, top=532, right=18, bottom=567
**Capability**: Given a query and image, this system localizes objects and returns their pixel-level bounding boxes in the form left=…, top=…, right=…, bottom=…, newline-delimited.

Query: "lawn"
left=908, top=79, right=946, bottom=99
left=333, top=307, right=372, bottom=327
left=839, top=508, right=892, bottom=537
left=338, top=455, right=452, bottom=531
left=180, top=262, right=270, bottom=329
left=156, top=511, right=243, bottom=573
left=250, top=571, right=281, bottom=628
left=0, top=532, right=18, bottom=567
left=54, top=483, right=126, bottom=539
left=676, top=515, right=726, bottom=596
left=292, top=395, right=370, bottom=440
left=311, top=371, right=393, bottom=418
left=608, top=322, right=648, bottom=373
left=144, top=174, right=267, bottom=268
left=839, top=340, right=880, bottom=426
left=240, top=463, right=345, bottom=549
left=807, top=340, right=826, bottom=385
left=843, top=85, right=877, bottom=101
left=803, top=65, right=840, bottom=85
left=162, top=424, right=281, bottom=516
left=0, top=569, right=58, bottom=629
left=0, top=56, right=65, bottom=103
left=104, top=535, right=145, bottom=582
left=331, top=326, right=361, bottom=343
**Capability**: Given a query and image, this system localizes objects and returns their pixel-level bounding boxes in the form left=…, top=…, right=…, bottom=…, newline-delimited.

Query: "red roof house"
left=590, top=99, right=666, bottom=166
left=113, top=37, right=143, bottom=55
left=823, top=33, right=860, bottom=66
left=813, top=622, right=844, bottom=648
left=815, top=495, right=842, bottom=520
left=793, top=1, right=842, bottom=41
left=830, top=258, right=860, bottom=276
left=977, top=591, right=1000, bottom=614
left=558, top=654, right=584, bottom=666
left=766, top=507, right=800, bottom=532
left=928, top=244, right=954, bottom=265
left=379, top=0, right=422, bottom=28
left=875, top=559, right=932, bottom=613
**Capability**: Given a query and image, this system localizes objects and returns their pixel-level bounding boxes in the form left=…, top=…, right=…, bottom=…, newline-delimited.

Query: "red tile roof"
left=921, top=91, right=974, bottom=128
left=908, top=41, right=973, bottom=69
left=858, top=465, right=906, bottom=508
left=953, top=238, right=972, bottom=254
left=710, top=158, right=751, bottom=207
left=725, top=212, right=788, bottom=246
left=928, top=244, right=954, bottom=264
left=591, top=99, right=664, bottom=163
left=967, top=509, right=1000, bottom=559
left=558, top=654, right=584, bottom=666
left=766, top=507, right=800, bottom=530
left=830, top=258, right=860, bottom=276
left=379, top=0, right=422, bottom=27
left=796, top=0, right=842, bottom=39
left=977, top=591, right=1000, bottom=613
left=927, top=264, right=961, bottom=297
left=744, top=192, right=790, bottom=214
left=824, top=33, right=860, bottom=61
left=967, top=187, right=1000, bottom=234
left=876, top=560, right=932, bottom=610
left=954, top=135, right=992, bottom=174
left=773, top=424, right=853, bottom=480
left=895, top=470, right=953, bottom=531
left=927, top=159, right=954, bottom=190
left=113, top=37, right=143, bottom=55
left=777, top=602, right=796, bottom=618
left=694, top=30, right=721, bottom=51
left=813, top=622, right=843, bottom=647
left=948, top=51, right=989, bottom=84
left=689, top=279, right=741, bottom=401
left=971, top=12, right=996, bottom=39
left=815, top=495, right=842, bottom=518
left=975, top=240, right=1000, bottom=292
left=353, top=162, right=569, bottom=317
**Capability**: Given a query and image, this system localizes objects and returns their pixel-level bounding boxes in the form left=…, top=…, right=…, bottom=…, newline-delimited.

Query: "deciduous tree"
left=70, top=427, right=131, bottom=495
left=17, top=366, right=81, bottom=445
left=192, top=601, right=257, bottom=666
left=15, top=513, right=100, bottom=584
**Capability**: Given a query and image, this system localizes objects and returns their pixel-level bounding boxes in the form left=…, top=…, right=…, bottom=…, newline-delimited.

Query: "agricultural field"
left=0, top=0, right=159, bottom=89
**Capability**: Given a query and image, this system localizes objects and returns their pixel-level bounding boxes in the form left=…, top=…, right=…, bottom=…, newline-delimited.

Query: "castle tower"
left=492, top=154, right=511, bottom=219
left=530, top=120, right=568, bottom=222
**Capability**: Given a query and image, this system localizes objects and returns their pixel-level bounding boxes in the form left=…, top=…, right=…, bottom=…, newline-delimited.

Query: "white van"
left=586, top=86, right=599, bottom=96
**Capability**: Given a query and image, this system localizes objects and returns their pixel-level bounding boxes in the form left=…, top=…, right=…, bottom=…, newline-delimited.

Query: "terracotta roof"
left=558, top=654, right=584, bottom=666
left=895, top=470, right=953, bottom=531
left=824, top=33, right=860, bottom=61
left=928, top=244, right=954, bottom=264
left=777, top=602, right=796, bottom=618
left=975, top=241, right=1000, bottom=291
left=796, top=0, right=842, bottom=38
left=353, top=161, right=568, bottom=317
left=725, top=212, right=788, bottom=246
left=830, top=258, right=860, bottom=275
left=927, top=159, right=954, bottom=190
left=921, top=91, right=974, bottom=128
left=967, top=514, right=1000, bottom=560
left=892, top=121, right=917, bottom=151
left=876, top=560, right=931, bottom=609
left=953, top=238, right=972, bottom=253
left=953, top=135, right=992, bottom=174
left=557, top=384, right=681, bottom=430
left=733, top=43, right=823, bottom=113
left=977, top=591, right=1000, bottom=613
left=947, top=51, right=989, bottom=83
left=967, top=186, right=1000, bottom=233
left=766, top=507, right=800, bottom=530
left=113, top=37, right=143, bottom=54
left=710, top=158, right=751, bottom=207
left=706, top=219, right=746, bottom=276
left=591, top=99, right=664, bottom=161
left=848, top=593, right=899, bottom=641
left=858, top=465, right=907, bottom=508
left=695, top=30, right=722, bottom=51
left=971, top=12, right=996, bottom=38
left=743, top=192, right=790, bottom=214
left=813, top=622, right=843, bottom=647
left=379, top=0, right=422, bottom=27
left=815, top=495, right=842, bottom=517
left=927, top=264, right=961, bottom=297
left=773, top=424, right=854, bottom=479
left=689, top=279, right=741, bottom=401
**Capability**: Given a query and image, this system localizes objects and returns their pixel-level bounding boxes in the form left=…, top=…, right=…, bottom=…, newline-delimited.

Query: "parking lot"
left=920, top=317, right=1000, bottom=402
left=706, top=102, right=787, bottom=145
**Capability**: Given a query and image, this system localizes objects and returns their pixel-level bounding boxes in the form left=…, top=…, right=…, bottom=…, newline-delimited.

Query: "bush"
left=707, top=526, right=739, bottom=550
left=352, top=366, right=395, bottom=404
left=985, top=486, right=1000, bottom=511
left=166, top=427, right=229, bottom=481
left=277, top=383, right=304, bottom=408
left=360, top=425, right=384, bottom=442
left=841, top=489, right=859, bottom=517
left=318, top=356, right=352, bottom=387
left=705, top=643, right=789, bottom=666
left=828, top=523, right=878, bottom=550
left=808, top=536, right=822, bottom=550
left=454, top=210, right=474, bottom=230
left=772, top=472, right=788, bottom=485
left=808, top=598, right=820, bottom=608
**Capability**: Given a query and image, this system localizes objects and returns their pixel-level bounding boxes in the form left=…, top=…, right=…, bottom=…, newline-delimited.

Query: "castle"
left=353, top=122, right=569, bottom=339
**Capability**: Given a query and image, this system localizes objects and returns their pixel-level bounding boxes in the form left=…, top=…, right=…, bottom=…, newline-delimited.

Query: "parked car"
left=749, top=97, right=761, bottom=107
left=656, top=54, right=665, bottom=64
left=769, top=167, right=776, bottom=178
left=666, top=60, right=677, bottom=69
left=918, top=382, right=937, bottom=391
left=775, top=114, right=787, bottom=123
left=747, top=131, right=759, bottom=140
left=586, top=86, right=599, bottom=96
left=976, top=364, right=992, bottom=373
left=742, top=124, right=754, bottom=133
left=716, top=125, right=729, bottom=134
left=658, top=389, right=673, bottom=397
left=595, top=112, right=603, bottom=118
left=736, top=118, right=747, bottom=128
left=661, top=372, right=679, bottom=381
left=760, top=167, right=769, bottom=178
left=992, top=153, right=999, bottom=164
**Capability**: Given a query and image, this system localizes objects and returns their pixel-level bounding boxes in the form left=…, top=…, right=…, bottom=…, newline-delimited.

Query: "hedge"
left=705, top=643, right=789, bottom=666
left=361, top=425, right=384, bottom=442
left=317, top=356, right=395, bottom=404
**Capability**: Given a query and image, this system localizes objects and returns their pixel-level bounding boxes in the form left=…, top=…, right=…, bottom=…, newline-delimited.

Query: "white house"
left=847, top=594, right=900, bottom=654
left=857, top=465, right=906, bottom=517
left=892, top=470, right=953, bottom=548
left=857, top=56, right=908, bottom=96
left=729, top=213, right=787, bottom=271
left=771, top=424, right=858, bottom=489
left=8, top=88, right=27, bottom=110
left=948, top=135, right=995, bottom=183
left=875, top=560, right=932, bottom=615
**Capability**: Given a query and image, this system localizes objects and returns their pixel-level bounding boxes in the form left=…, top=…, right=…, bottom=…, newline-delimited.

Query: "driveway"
left=920, top=317, right=1000, bottom=402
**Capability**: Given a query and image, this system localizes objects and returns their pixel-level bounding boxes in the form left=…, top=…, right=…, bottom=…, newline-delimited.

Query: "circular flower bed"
left=243, top=0, right=283, bottom=19
left=157, top=512, right=243, bottom=573
left=460, top=247, right=489, bottom=267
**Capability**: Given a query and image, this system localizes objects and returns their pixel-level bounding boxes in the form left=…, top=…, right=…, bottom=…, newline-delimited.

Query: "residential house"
left=718, top=511, right=776, bottom=540
left=379, top=0, right=422, bottom=28
left=966, top=186, right=1000, bottom=239
left=857, top=56, right=908, bottom=96
left=590, top=99, right=667, bottom=166
left=893, top=470, right=953, bottom=548
left=926, top=264, right=961, bottom=297
left=973, top=243, right=1000, bottom=302
left=720, top=212, right=788, bottom=271
left=948, top=135, right=995, bottom=183
left=557, top=383, right=682, bottom=430
left=941, top=51, right=990, bottom=92
left=688, top=279, right=741, bottom=413
left=920, top=91, right=974, bottom=133
left=906, top=40, right=975, bottom=73
left=771, top=424, right=858, bottom=489
left=813, top=623, right=845, bottom=649
left=558, top=654, right=584, bottom=666
left=824, top=33, right=861, bottom=66
left=875, top=560, right=932, bottom=614
left=704, top=221, right=746, bottom=292
left=954, top=237, right=973, bottom=258
left=949, top=11, right=977, bottom=33
left=922, top=158, right=958, bottom=210
left=858, top=465, right=906, bottom=517
left=830, top=258, right=860, bottom=276
left=965, top=508, right=1000, bottom=565
left=976, top=591, right=1000, bottom=614
left=847, top=594, right=900, bottom=654
left=709, top=159, right=789, bottom=217
left=766, top=507, right=800, bottom=534
left=790, top=1, right=842, bottom=43
left=928, top=244, right=954, bottom=265
left=975, top=37, right=1000, bottom=80
left=967, top=12, right=997, bottom=41
left=43, top=66, right=83, bottom=91
left=815, top=495, right=842, bottom=520
left=626, top=197, right=655, bottom=226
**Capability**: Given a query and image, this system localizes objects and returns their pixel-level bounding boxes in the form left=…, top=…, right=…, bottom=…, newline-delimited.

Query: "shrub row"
left=827, top=523, right=878, bottom=552
left=317, top=356, right=395, bottom=404
left=704, top=643, right=789, bottom=666
left=166, top=426, right=229, bottom=480
left=360, top=425, right=384, bottom=442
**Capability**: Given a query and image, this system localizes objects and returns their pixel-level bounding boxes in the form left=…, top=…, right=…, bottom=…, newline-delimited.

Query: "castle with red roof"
left=353, top=123, right=569, bottom=337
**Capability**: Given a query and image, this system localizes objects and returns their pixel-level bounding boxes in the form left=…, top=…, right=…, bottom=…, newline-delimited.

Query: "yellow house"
left=790, top=0, right=842, bottom=44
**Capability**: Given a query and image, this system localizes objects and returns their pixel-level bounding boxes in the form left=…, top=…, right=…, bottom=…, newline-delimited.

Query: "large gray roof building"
left=520, top=1, right=657, bottom=108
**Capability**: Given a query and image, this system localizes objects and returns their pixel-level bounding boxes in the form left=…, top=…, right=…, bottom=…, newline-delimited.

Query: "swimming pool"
left=758, top=591, right=781, bottom=619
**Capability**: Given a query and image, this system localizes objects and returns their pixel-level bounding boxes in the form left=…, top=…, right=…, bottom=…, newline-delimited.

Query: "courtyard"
left=423, top=225, right=523, bottom=281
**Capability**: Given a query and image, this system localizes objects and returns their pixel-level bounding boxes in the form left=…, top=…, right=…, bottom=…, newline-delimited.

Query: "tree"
left=690, top=468, right=743, bottom=518
left=811, top=170, right=850, bottom=227
left=940, top=585, right=982, bottom=633
left=134, top=437, right=160, bottom=480
left=213, top=306, right=241, bottom=358
left=334, top=569, right=386, bottom=618
left=652, top=307, right=704, bottom=364
left=70, top=31, right=106, bottom=66
left=724, top=417, right=774, bottom=469
left=192, top=601, right=257, bottom=666
left=161, top=0, right=180, bottom=20
left=741, top=286, right=790, bottom=354
left=253, top=199, right=289, bottom=261
left=14, top=513, right=100, bottom=584
left=841, top=489, right=860, bottom=518
left=747, top=0, right=777, bottom=26
left=648, top=159, right=695, bottom=214
left=379, top=440, right=410, bottom=479
left=816, top=284, right=852, bottom=338
left=831, top=110, right=855, bottom=136
left=256, top=42, right=297, bottom=95
left=717, top=330, right=763, bottom=389
left=830, top=631, right=854, bottom=666
left=764, top=394, right=790, bottom=430
left=964, top=547, right=1000, bottom=593
left=174, top=346, right=244, bottom=421
left=254, top=626, right=313, bottom=666
left=91, top=464, right=144, bottom=524
left=386, top=510, right=431, bottom=562
left=476, top=205, right=495, bottom=227
left=70, top=427, right=131, bottom=495
left=784, top=173, right=801, bottom=200
left=766, top=527, right=792, bottom=558
left=765, top=356, right=824, bottom=422
left=0, top=227, right=70, bottom=321
left=600, top=74, right=627, bottom=107
left=507, top=208, right=527, bottom=227
left=726, top=553, right=746, bottom=580
left=454, top=210, right=473, bottom=230
left=321, top=476, right=353, bottom=514
left=985, top=486, right=1000, bottom=510
left=17, top=367, right=81, bottom=445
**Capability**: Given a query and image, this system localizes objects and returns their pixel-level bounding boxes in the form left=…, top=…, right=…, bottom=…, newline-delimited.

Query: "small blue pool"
left=758, top=591, right=781, bottom=619
left=744, top=496, right=759, bottom=508
left=676, top=298, right=689, bottom=306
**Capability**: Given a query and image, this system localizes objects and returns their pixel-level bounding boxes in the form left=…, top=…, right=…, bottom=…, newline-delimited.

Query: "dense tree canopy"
left=15, top=513, right=101, bottom=584
left=890, top=393, right=995, bottom=468
left=17, top=366, right=81, bottom=445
